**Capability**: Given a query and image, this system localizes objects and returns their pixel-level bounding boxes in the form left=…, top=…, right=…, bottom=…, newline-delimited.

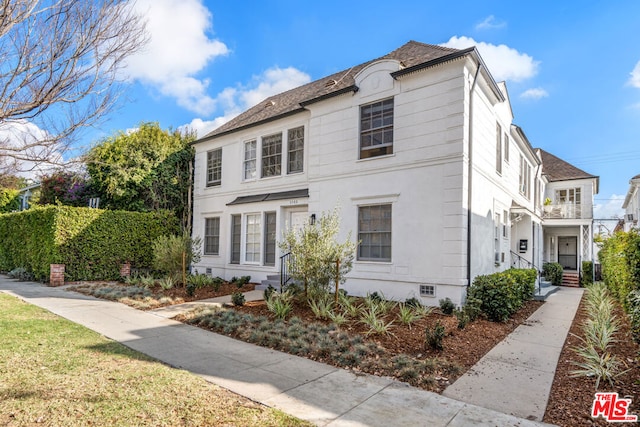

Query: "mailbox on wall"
left=519, top=239, right=528, bottom=253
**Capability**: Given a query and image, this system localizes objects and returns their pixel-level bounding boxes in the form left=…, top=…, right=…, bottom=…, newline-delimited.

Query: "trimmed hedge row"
left=599, top=229, right=640, bottom=310
left=467, top=268, right=537, bottom=322
left=0, top=206, right=179, bottom=281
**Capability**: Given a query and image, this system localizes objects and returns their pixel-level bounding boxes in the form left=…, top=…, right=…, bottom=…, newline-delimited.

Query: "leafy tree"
left=86, top=122, right=195, bottom=229
left=279, top=207, right=357, bottom=296
left=0, top=188, right=20, bottom=213
left=38, top=172, right=91, bottom=207
left=0, top=0, right=147, bottom=175
left=152, top=233, right=202, bottom=284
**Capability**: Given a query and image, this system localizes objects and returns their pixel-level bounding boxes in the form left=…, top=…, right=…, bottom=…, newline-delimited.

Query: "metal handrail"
left=280, top=252, right=293, bottom=289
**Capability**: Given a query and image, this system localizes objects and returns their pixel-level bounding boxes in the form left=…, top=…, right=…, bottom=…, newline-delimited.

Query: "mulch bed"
left=233, top=298, right=543, bottom=386
left=544, top=296, right=640, bottom=426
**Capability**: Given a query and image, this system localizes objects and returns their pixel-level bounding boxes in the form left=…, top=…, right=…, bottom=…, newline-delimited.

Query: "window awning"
left=226, top=188, right=309, bottom=206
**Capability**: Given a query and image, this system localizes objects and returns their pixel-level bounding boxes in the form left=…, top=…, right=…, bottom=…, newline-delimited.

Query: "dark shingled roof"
left=199, top=41, right=464, bottom=140
left=537, top=149, right=597, bottom=182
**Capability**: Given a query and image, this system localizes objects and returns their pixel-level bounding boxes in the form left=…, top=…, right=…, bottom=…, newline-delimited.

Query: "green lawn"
left=0, top=293, right=309, bottom=426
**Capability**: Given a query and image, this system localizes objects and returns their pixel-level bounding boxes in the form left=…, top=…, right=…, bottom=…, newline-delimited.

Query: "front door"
left=288, top=211, right=309, bottom=235
left=558, top=236, right=577, bottom=270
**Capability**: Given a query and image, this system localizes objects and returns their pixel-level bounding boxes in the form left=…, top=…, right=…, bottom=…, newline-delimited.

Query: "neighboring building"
left=622, top=174, right=640, bottom=231
left=191, top=40, right=596, bottom=306
left=17, top=183, right=41, bottom=211
left=537, top=149, right=598, bottom=284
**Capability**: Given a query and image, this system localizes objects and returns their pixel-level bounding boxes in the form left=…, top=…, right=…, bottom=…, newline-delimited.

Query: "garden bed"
left=544, top=295, right=640, bottom=426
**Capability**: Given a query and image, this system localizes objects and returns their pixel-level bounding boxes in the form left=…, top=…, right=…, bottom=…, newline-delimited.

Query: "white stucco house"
left=622, top=174, right=640, bottom=231
left=191, top=41, right=597, bottom=306
left=537, top=149, right=598, bottom=285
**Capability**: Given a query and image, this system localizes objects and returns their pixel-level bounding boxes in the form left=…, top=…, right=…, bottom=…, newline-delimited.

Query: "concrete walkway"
left=0, top=276, right=575, bottom=427
left=444, top=287, right=584, bottom=421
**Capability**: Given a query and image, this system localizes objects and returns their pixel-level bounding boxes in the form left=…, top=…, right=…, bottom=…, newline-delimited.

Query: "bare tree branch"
left=0, top=0, right=147, bottom=175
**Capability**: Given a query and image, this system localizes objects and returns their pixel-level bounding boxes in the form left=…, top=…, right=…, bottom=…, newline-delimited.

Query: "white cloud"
left=593, top=194, right=625, bottom=220
left=520, top=88, right=549, bottom=100
left=0, top=120, right=62, bottom=178
left=441, top=36, right=539, bottom=82
left=125, top=0, right=228, bottom=115
left=629, top=60, right=640, bottom=88
left=475, top=15, right=506, bottom=30
left=181, top=66, right=311, bottom=138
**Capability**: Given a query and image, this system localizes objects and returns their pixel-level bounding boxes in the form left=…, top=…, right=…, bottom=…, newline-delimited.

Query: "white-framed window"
left=244, top=213, right=261, bottom=263
left=496, top=123, right=502, bottom=175
left=519, top=155, right=531, bottom=199
left=261, top=133, right=282, bottom=177
left=204, top=217, right=220, bottom=255
left=503, top=210, right=509, bottom=238
left=264, top=212, right=276, bottom=266
left=504, top=132, right=510, bottom=163
left=287, top=126, right=304, bottom=174
left=358, top=204, right=392, bottom=261
left=243, top=140, right=257, bottom=180
left=206, top=148, right=222, bottom=187
left=360, top=98, right=393, bottom=159
left=230, top=214, right=241, bottom=264
left=494, top=212, right=501, bottom=263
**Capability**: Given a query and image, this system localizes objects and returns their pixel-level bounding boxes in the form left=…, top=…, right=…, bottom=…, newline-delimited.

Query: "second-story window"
left=496, top=123, right=502, bottom=175
left=243, top=140, right=257, bottom=180
left=519, top=155, right=531, bottom=199
left=261, top=133, right=282, bottom=177
left=360, top=98, right=393, bottom=159
left=206, top=148, right=222, bottom=187
left=287, top=126, right=304, bottom=174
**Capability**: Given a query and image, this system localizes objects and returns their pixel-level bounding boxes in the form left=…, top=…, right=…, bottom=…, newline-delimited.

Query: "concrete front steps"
left=534, top=279, right=559, bottom=301
left=255, top=274, right=282, bottom=291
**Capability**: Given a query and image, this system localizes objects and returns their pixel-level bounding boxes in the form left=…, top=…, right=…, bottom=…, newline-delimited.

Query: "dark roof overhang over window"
left=226, top=188, right=309, bottom=206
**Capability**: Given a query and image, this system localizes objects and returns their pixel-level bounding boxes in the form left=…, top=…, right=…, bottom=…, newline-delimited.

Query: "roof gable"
left=198, top=41, right=463, bottom=140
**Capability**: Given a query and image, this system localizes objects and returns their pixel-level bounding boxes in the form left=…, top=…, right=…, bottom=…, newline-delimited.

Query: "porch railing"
left=542, top=203, right=583, bottom=219
left=510, top=250, right=541, bottom=295
left=280, top=252, right=294, bottom=289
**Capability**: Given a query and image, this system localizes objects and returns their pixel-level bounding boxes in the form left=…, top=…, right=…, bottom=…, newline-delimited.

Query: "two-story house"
left=191, top=40, right=591, bottom=306
left=538, top=149, right=599, bottom=285
left=622, top=174, right=640, bottom=231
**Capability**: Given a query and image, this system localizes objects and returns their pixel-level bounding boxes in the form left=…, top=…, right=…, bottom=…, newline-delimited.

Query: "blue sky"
left=91, top=1, right=640, bottom=219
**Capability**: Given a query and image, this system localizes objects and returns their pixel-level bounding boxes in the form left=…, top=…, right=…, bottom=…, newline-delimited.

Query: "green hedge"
left=467, top=268, right=537, bottom=322
left=627, top=290, right=640, bottom=344
left=542, top=262, right=563, bottom=286
left=580, top=261, right=593, bottom=287
left=0, top=206, right=179, bottom=281
left=599, top=230, right=640, bottom=309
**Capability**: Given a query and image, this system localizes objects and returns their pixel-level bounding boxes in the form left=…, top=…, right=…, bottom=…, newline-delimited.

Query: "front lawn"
left=0, top=293, right=308, bottom=427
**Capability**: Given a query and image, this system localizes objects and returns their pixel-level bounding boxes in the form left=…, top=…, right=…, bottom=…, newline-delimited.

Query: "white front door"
left=289, top=211, right=309, bottom=235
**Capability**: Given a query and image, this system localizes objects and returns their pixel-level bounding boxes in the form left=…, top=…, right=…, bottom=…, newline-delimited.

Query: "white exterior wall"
left=191, top=55, right=547, bottom=306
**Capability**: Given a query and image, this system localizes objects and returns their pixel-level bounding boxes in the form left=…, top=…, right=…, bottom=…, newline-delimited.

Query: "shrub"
left=158, top=276, right=175, bottom=290
left=462, top=296, right=483, bottom=322
left=263, top=285, right=276, bottom=302
left=231, top=292, right=245, bottom=306
left=7, top=267, right=34, bottom=281
left=425, top=321, right=445, bottom=350
left=266, top=290, right=293, bottom=320
left=468, top=273, right=518, bottom=322
left=599, top=230, right=640, bottom=309
left=153, top=233, right=202, bottom=279
left=438, top=297, right=455, bottom=315
left=503, top=268, right=537, bottom=304
left=542, top=262, right=563, bottom=286
left=0, top=206, right=179, bottom=281
left=581, top=261, right=594, bottom=287
left=454, top=309, right=469, bottom=330
left=0, top=188, right=20, bottom=213
left=627, top=290, right=640, bottom=344
left=405, top=297, right=422, bottom=308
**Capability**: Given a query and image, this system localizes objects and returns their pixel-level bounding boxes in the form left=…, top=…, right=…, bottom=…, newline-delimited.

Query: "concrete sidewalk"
left=444, top=287, right=584, bottom=421
left=1, top=276, right=561, bottom=427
